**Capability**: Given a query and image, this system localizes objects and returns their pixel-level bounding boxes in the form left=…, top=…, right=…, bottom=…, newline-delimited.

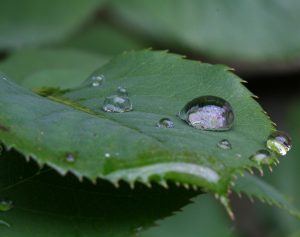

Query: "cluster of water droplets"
left=247, top=131, right=291, bottom=172
left=86, top=74, right=293, bottom=178
left=91, top=75, right=105, bottom=87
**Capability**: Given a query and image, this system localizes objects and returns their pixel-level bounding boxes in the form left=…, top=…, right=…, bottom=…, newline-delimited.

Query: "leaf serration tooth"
left=158, top=180, right=169, bottom=189
left=183, top=183, right=189, bottom=189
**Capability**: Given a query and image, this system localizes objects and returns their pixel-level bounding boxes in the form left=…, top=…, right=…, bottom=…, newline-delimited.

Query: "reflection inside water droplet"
left=0, top=198, right=13, bottom=212
left=266, top=131, right=292, bottom=156
left=91, top=75, right=105, bottom=87
left=103, top=95, right=133, bottom=113
left=178, top=96, right=234, bottom=131
left=217, top=139, right=232, bottom=150
left=157, top=118, right=174, bottom=128
left=117, top=86, right=128, bottom=97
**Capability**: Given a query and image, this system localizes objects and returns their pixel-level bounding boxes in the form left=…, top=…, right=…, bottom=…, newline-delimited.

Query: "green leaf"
left=0, top=150, right=196, bottom=236
left=0, top=0, right=105, bottom=50
left=0, top=51, right=273, bottom=209
left=138, top=194, right=238, bottom=237
left=233, top=173, right=300, bottom=219
left=109, top=0, right=300, bottom=61
left=0, top=49, right=108, bottom=89
left=290, top=231, right=300, bottom=237
left=61, top=23, right=145, bottom=56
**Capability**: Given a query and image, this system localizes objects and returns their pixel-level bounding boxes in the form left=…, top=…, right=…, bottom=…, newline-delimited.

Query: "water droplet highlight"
left=66, top=153, right=75, bottom=163
left=157, top=118, right=174, bottom=128
left=117, top=86, right=128, bottom=97
left=103, top=94, right=133, bottom=113
left=250, top=150, right=273, bottom=165
left=178, top=96, right=234, bottom=131
left=266, top=131, right=292, bottom=156
left=0, top=198, right=13, bottom=212
left=91, top=75, right=105, bottom=87
left=105, top=153, right=111, bottom=158
left=217, top=139, right=232, bottom=150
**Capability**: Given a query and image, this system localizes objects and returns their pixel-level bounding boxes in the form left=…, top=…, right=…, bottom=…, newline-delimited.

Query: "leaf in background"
left=0, top=0, right=105, bottom=50
left=138, top=194, right=238, bottom=237
left=268, top=101, right=300, bottom=234
left=0, top=51, right=273, bottom=213
left=0, top=150, right=196, bottom=237
left=109, top=0, right=300, bottom=62
left=0, top=49, right=108, bottom=89
left=233, top=173, right=300, bottom=219
left=61, top=23, right=145, bottom=56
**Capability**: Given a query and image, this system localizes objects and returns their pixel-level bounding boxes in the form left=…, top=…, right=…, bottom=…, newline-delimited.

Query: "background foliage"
left=0, top=0, right=300, bottom=236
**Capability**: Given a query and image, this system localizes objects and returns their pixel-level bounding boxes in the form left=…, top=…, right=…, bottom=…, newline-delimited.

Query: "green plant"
left=1, top=1, right=300, bottom=236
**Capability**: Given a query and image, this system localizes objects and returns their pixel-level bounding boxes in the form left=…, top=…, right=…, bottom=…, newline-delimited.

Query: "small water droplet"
left=66, top=153, right=75, bottom=163
left=217, top=139, right=232, bottom=150
left=157, top=118, right=174, bottom=128
left=0, top=198, right=13, bottom=212
left=91, top=75, right=105, bottom=87
left=103, top=95, right=133, bottom=113
left=266, top=131, right=292, bottom=156
left=105, top=153, right=111, bottom=158
left=117, top=86, right=128, bottom=97
left=250, top=150, right=273, bottom=165
left=178, top=96, right=234, bottom=131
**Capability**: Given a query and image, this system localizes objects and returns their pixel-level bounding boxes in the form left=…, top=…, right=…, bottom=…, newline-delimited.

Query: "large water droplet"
left=266, top=131, right=292, bottom=156
left=103, top=95, right=133, bottom=113
left=91, top=75, right=105, bottom=87
left=250, top=150, right=273, bottom=165
left=117, top=86, right=128, bottom=97
left=178, top=96, right=234, bottom=131
left=157, top=118, right=174, bottom=128
left=217, top=139, right=232, bottom=150
left=0, top=198, right=13, bottom=212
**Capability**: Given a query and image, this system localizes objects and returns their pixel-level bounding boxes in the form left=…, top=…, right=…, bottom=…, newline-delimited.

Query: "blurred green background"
left=0, top=0, right=299, bottom=236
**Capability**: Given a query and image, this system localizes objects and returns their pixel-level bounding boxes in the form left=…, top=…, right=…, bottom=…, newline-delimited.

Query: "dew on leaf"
left=117, top=86, right=129, bottom=97
left=250, top=150, right=274, bottom=165
left=103, top=94, right=133, bottom=113
left=0, top=198, right=13, bottom=212
left=178, top=96, right=234, bottom=131
left=217, top=139, right=232, bottom=150
left=157, top=118, right=174, bottom=128
left=65, top=153, right=75, bottom=163
left=91, top=75, right=105, bottom=87
left=266, top=131, right=292, bottom=156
